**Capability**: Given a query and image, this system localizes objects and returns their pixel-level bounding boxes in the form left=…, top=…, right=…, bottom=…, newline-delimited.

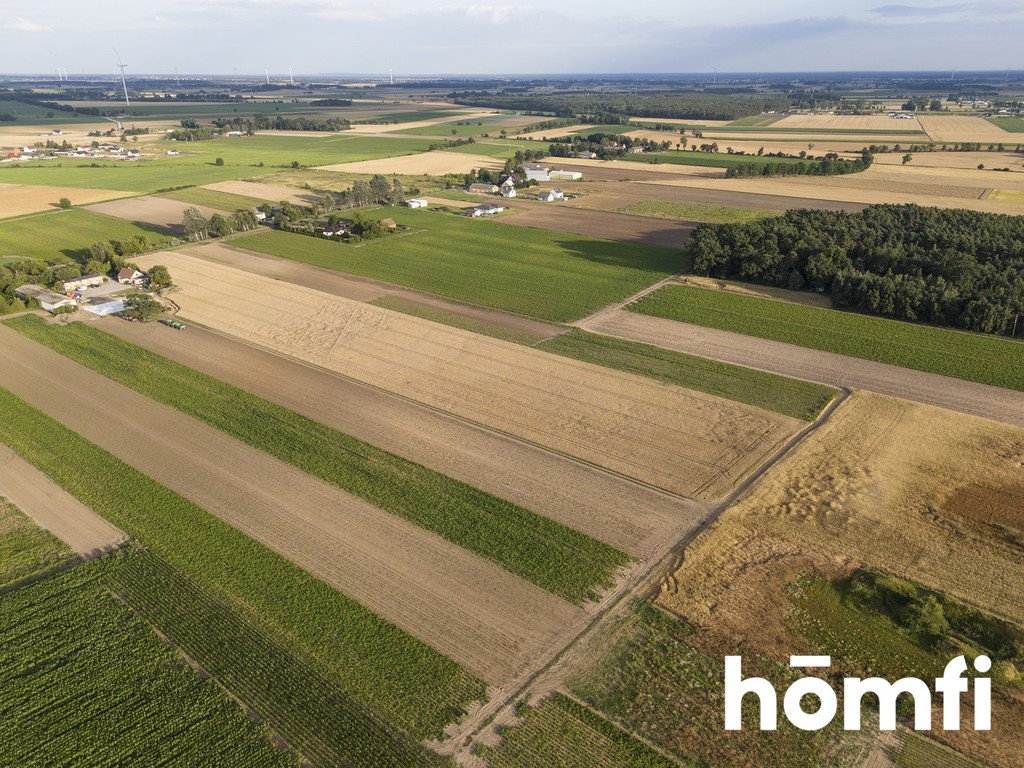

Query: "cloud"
left=3, top=17, right=52, bottom=33
left=869, top=3, right=967, bottom=16
left=464, top=5, right=529, bottom=24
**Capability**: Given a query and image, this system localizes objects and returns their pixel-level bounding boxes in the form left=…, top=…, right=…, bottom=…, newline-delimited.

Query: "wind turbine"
left=113, top=48, right=130, bottom=107
left=265, top=68, right=270, bottom=84
left=288, top=67, right=294, bottom=86
left=711, top=66, right=719, bottom=85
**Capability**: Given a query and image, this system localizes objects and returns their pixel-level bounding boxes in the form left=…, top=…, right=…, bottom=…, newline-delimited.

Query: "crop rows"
left=0, top=383, right=485, bottom=739
left=104, top=549, right=451, bottom=768
left=9, top=316, right=628, bottom=603
left=230, top=207, right=680, bottom=322
left=0, top=498, right=73, bottom=589
left=0, top=558, right=295, bottom=767
left=479, top=693, right=677, bottom=768
left=631, top=285, right=1024, bottom=391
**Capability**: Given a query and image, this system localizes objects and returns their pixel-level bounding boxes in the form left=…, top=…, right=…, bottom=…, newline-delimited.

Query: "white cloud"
left=3, top=17, right=52, bottom=33
left=465, top=5, right=527, bottom=24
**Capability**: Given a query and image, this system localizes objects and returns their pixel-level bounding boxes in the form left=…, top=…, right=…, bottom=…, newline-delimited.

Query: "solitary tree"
left=57, top=197, right=72, bottom=209
left=902, top=154, right=913, bottom=165
left=147, top=264, right=173, bottom=289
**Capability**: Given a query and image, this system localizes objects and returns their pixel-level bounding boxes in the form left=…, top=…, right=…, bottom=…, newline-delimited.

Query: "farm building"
left=537, top=189, right=565, bottom=202
left=117, top=268, right=148, bottom=286
left=81, top=297, right=126, bottom=316
left=404, top=198, right=429, bottom=208
left=468, top=183, right=500, bottom=194
left=14, top=284, right=77, bottom=313
left=627, top=146, right=645, bottom=154
left=572, top=151, right=598, bottom=159
left=523, top=165, right=550, bottom=182
left=62, top=274, right=108, bottom=292
left=501, top=178, right=517, bottom=198
left=467, top=203, right=505, bottom=217
left=549, top=169, right=583, bottom=181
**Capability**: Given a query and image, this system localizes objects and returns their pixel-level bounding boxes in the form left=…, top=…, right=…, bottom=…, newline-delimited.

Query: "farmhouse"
left=523, top=165, right=550, bottom=182
left=537, top=189, right=565, bottom=202
left=501, top=178, right=517, bottom=198
left=549, top=169, right=583, bottom=181
left=62, top=274, right=108, bottom=292
left=572, top=151, right=598, bottom=159
left=117, top=268, right=148, bottom=286
left=468, top=183, right=500, bottom=194
left=467, top=203, right=505, bottom=217
left=404, top=198, right=429, bottom=208
left=627, top=146, right=645, bottom=154
left=14, top=284, right=77, bottom=313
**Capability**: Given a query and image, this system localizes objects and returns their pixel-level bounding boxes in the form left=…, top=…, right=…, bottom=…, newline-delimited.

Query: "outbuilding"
left=117, top=268, right=148, bottom=286
left=549, top=169, right=583, bottom=181
left=467, top=203, right=505, bottom=217
left=537, top=188, right=565, bottom=202
left=404, top=198, right=429, bottom=208
left=62, top=274, right=108, bottom=292
left=15, top=284, right=77, bottom=313
left=523, top=165, right=550, bottom=182
left=468, top=183, right=500, bottom=194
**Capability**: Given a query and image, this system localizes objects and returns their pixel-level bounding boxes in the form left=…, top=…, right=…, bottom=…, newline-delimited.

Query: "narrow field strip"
left=0, top=380, right=485, bottom=739
left=0, top=558, right=298, bottom=768
left=8, top=315, right=628, bottom=604
left=631, top=285, right=1024, bottom=392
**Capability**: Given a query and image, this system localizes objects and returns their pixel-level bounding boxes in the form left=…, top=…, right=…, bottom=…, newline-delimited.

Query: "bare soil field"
left=579, top=309, right=1024, bottom=428
left=0, top=442, right=126, bottom=556
left=316, top=150, right=503, bottom=176
left=918, top=114, right=1018, bottom=143
left=657, top=392, right=1024, bottom=767
left=772, top=114, right=925, bottom=131
left=503, top=202, right=696, bottom=247
left=0, top=325, right=583, bottom=685
left=201, top=179, right=324, bottom=205
left=85, top=195, right=220, bottom=233
left=0, top=122, right=122, bottom=147
left=0, top=183, right=131, bottom=219
left=141, top=252, right=802, bottom=502
left=100, top=317, right=702, bottom=558
left=178, top=241, right=563, bottom=340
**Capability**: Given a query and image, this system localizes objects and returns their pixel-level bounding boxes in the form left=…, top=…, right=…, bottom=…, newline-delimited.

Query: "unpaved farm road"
left=581, top=309, right=1024, bottom=429
left=0, top=325, right=584, bottom=686
left=0, top=444, right=126, bottom=556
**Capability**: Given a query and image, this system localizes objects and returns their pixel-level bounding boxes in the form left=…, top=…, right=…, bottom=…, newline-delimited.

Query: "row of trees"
left=548, top=132, right=672, bottom=160
left=866, top=142, right=1024, bottom=154
left=725, top=152, right=874, bottom=178
left=182, top=207, right=261, bottom=240
left=687, top=204, right=1024, bottom=335
left=211, top=115, right=350, bottom=133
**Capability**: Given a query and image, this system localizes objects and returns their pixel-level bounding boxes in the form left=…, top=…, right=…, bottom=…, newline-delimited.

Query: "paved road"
left=581, top=309, right=1024, bottom=428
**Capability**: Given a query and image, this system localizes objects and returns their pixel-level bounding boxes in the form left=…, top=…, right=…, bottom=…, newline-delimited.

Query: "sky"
left=0, top=0, right=1021, bottom=76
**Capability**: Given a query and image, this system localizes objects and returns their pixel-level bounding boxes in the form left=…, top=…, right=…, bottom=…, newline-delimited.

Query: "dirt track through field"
left=140, top=252, right=802, bottom=502
left=0, top=443, right=126, bottom=556
left=85, top=196, right=221, bottom=233
left=582, top=309, right=1024, bottom=428
left=179, top=242, right=563, bottom=339
left=0, top=325, right=584, bottom=685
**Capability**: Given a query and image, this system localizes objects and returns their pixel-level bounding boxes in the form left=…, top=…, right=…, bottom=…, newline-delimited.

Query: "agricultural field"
left=631, top=284, right=1024, bottom=391
left=8, top=315, right=628, bottom=604
left=536, top=329, right=834, bottom=421
left=478, top=693, right=677, bottom=768
left=618, top=199, right=779, bottom=224
left=0, top=556, right=300, bottom=768
left=371, top=295, right=552, bottom=345
left=0, top=208, right=174, bottom=261
left=990, top=188, right=1024, bottom=203
left=137, top=251, right=802, bottom=502
left=85, top=195, right=221, bottom=232
left=656, top=391, right=1024, bottom=766
left=316, top=149, right=503, bottom=175
left=918, top=114, right=1017, bottom=143
left=0, top=376, right=487, bottom=740
left=394, top=117, right=518, bottom=137
left=986, top=116, right=1024, bottom=133
left=0, top=183, right=130, bottom=218
left=0, top=496, right=72, bottom=588
left=231, top=207, right=681, bottom=322
left=202, top=179, right=324, bottom=205
left=160, top=185, right=267, bottom=211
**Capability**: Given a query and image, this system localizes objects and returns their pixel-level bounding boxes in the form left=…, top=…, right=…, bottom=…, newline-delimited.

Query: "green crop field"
left=572, top=124, right=636, bottom=135
left=619, top=200, right=780, bottom=225
left=0, top=208, right=174, bottom=261
left=371, top=296, right=552, bottom=345
left=444, top=141, right=527, bottom=158
left=0, top=498, right=73, bottom=589
left=8, top=316, right=628, bottom=603
left=160, top=186, right=267, bottom=211
left=726, top=114, right=786, bottom=128
left=0, top=384, right=485, bottom=740
left=986, top=116, right=1024, bottom=133
left=537, top=330, right=834, bottom=420
left=622, top=151, right=809, bottom=169
left=395, top=118, right=515, bottom=137
left=0, top=556, right=297, bottom=768
left=0, top=134, right=437, bottom=193
left=631, top=285, right=1024, bottom=391
left=478, top=693, right=677, bottom=768
left=894, top=734, right=983, bottom=768
left=232, top=208, right=680, bottom=322
left=568, top=602, right=841, bottom=767
left=105, top=550, right=451, bottom=768
left=0, top=100, right=96, bottom=123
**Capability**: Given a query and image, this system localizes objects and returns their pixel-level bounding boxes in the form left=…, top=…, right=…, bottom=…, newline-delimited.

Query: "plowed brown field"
left=85, top=195, right=220, bottom=232
left=138, top=252, right=802, bottom=502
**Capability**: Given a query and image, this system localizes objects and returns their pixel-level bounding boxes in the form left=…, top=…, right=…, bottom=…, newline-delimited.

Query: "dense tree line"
left=211, top=115, right=350, bottom=132
left=687, top=204, right=1024, bottom=336
left=450, top=92, right=790, bottom=121
left=725, top=152, right=874, bottom=178
left=548, top=132, right=671, bottom=159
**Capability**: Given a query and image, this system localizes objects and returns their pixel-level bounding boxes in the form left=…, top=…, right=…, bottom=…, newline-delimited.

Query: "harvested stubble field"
left=141, top=252, right=803, bottom=502
left=315, top=150, right=503, bottom=175
left=0, top=325, right=581, bottom=686
left=918, top=114, right=1019, bottom=143
left=771, top=113, right=925, bottom=131
left=160, top=185, right=268, bottom=212
left=657, top=392, right=1024, bottom=767
left=85, top=195, right=221, bottom=233
left=100, top=317, right=702, bottom=560
left=202, top=179, right=325, bottom=205
left=0, top=495, right=72, bottom=588
left=0, top=443, right=125, bottom=556
left=0, top=183, right=130, bottom=219
left=231, top=208, right=680, bottom=323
